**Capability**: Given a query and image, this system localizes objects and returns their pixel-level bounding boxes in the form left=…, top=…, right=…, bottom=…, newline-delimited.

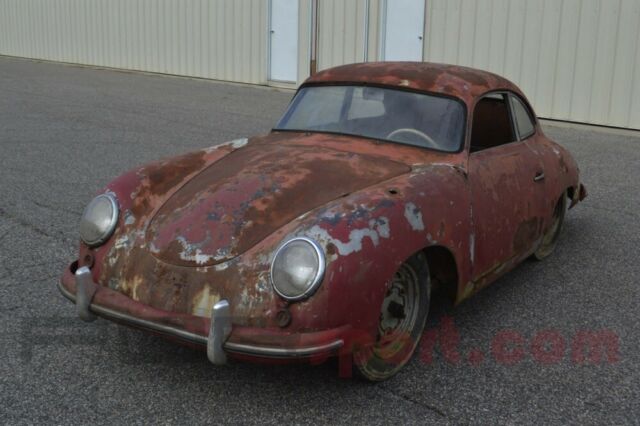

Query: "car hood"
left=146, top=138, right=411, bottom=266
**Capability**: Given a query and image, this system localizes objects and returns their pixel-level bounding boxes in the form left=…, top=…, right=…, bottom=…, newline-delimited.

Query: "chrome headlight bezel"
left=79, top=193, right=119, bottom=248
left=270, top=237, right=326, bottom=302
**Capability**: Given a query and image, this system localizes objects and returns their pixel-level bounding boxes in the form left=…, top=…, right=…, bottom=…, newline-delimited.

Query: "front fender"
left=286, top=164, right=472, bottom=339
left=77, top=142, right=248, bottom=283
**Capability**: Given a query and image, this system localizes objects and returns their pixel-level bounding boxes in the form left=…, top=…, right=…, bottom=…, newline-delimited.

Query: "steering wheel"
left=387, top=128, right=438, bottom=149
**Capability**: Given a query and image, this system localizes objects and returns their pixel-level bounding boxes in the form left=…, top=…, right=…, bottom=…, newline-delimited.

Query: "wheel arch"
left=422, top=245, right=459, bottom=305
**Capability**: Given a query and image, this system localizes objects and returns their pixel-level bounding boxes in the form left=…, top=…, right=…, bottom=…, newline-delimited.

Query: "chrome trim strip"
left=224, top=340, right=344, bottom=358
left=58, top=280, right=207, bottom=345
left=57, top=280, right=343, bottom=358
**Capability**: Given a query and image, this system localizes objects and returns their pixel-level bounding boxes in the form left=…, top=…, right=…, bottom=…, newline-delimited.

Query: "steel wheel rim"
left=375, top=263, right=420, bottom=359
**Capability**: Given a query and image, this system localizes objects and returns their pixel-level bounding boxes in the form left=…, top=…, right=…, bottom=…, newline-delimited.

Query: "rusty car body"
left=59, top=62, right=587, bottom=381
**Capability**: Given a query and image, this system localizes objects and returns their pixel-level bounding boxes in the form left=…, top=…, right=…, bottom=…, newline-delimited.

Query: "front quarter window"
left=275, top=85, right=465, bottom=153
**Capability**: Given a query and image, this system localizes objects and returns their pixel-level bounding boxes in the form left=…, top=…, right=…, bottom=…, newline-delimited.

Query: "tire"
left=353, top=252, right=431, bottom=382
left=533, top=191, right=567, bottom=261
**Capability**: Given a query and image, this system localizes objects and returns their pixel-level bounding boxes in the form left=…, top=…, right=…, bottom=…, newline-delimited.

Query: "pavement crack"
left=31, top=199, right=82, bottom=217
left=379, top=386, right=448, bottom=418
left=0, top=207, right=54, bottom=239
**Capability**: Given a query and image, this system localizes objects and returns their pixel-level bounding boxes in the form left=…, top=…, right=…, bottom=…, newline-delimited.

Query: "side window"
left=510, top=95, right=536, bottom=139
left=470, top=93, right=516, bottom=153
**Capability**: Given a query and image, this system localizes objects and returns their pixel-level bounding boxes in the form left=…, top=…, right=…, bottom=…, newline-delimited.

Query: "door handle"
left=534, top=172, right=545, bottom=182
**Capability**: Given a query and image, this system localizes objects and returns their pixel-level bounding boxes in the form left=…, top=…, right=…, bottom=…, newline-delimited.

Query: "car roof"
left=304, top=62, right=523, bottom=104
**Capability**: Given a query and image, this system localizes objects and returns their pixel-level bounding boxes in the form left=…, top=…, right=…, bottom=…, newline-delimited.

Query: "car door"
left=468, top=93, right=545, bottom=286
left=509, top=93, right=556, bottom=231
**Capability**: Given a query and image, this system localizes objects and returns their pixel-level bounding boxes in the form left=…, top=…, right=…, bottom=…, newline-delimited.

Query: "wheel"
left=532, top=191, right=567, bottom=261
left=353, top=252, right=431, bottom=381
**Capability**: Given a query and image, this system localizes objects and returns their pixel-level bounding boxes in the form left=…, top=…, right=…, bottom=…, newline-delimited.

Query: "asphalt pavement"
left=0, top=56, right=638, bottom=425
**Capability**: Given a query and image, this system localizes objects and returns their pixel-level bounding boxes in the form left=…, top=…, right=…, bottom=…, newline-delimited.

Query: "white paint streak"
left=124, top=211, right=136, bottom=226
left=214, top=262, right=230, bottom=271
left=404, top=203, right=425, bottom=231
left=176, top=236, right=215, bottom=265
left=307, top=217, right=391, bottom=257
left=206, top=138, right=249, bottom=152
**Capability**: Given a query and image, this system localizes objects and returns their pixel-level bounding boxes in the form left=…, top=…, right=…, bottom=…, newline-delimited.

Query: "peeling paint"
left=404, top=203, right=425, bottom=231
left=124, top=211, right=136, bottom=226
left=308, top=217, right=390, bottom=257
left=176, top=236, right=216, bottom=265
left=192, top=286, right=221, bottom=317
left=205, top=138, right=248, bottom=153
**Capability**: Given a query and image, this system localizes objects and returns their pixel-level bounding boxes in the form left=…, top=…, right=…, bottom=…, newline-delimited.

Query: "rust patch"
left=147, top=142, right=410, bottom=267
left=145, top=150, right=208, bottom=196
left=306, top=62, right=524, bottom=105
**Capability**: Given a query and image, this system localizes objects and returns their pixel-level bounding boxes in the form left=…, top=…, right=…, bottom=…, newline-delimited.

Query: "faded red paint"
left=306, top=62, right=527, bottom=105
left=60, top=62, right=586, bottom=364
left=147, top=139, right=410, bottom=267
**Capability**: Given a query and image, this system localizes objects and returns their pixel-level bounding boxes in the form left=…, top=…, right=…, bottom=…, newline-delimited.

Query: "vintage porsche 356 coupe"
left=59, top=62, right=586, bottom=381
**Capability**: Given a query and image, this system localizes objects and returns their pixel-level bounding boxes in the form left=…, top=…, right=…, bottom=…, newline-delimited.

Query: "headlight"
left=79, top=194, right=119, bottom=247
left=271, top=237, right=325, bottom=301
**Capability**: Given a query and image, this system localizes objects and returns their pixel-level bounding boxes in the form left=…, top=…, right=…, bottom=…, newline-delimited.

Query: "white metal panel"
left=425, top=0, right=640, bottom=129
left=270, top=0, right=299, bottom=82
left=381, top=0, right=425, bottom=61
left=0, top=0, right=268, bottom=85
left=317, top=0, right=369, bottom=70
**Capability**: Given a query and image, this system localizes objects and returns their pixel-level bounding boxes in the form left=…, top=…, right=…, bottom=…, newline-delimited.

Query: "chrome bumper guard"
left=75, top=267, right=98, bottom=322
left=60, top=267, right=343, bottom=363
left=207, top=300, right=232, bottom=365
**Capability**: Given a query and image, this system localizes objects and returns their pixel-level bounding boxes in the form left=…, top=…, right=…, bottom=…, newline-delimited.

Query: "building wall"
left=0, top=0, right=638, bottom=129
left=424, top=0, right=640, bottom=129
left=0, top=0, right=269, bottom=85
left=316, top=0, right=368, bottom=70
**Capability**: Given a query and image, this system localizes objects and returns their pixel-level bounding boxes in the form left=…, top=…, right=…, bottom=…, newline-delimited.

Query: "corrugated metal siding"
left=425, top=0, right=640, bottom=129
left=317, top=0, right=369, bottom=70
left=1, top=0, right=638, bottom=129
left=0, top=0, right=268, bottom=85
left=296, top=0, right=313, bottom=85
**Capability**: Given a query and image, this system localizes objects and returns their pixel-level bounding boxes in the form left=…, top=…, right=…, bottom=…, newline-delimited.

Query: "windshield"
left=275, top=85, right=466, bottom=152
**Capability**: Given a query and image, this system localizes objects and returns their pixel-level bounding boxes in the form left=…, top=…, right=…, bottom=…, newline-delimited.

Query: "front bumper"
left=58, top=263, right=345, bottom=363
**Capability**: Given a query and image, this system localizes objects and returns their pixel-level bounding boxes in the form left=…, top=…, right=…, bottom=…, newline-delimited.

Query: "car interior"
left=470, top=93, right=517, bottom=153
